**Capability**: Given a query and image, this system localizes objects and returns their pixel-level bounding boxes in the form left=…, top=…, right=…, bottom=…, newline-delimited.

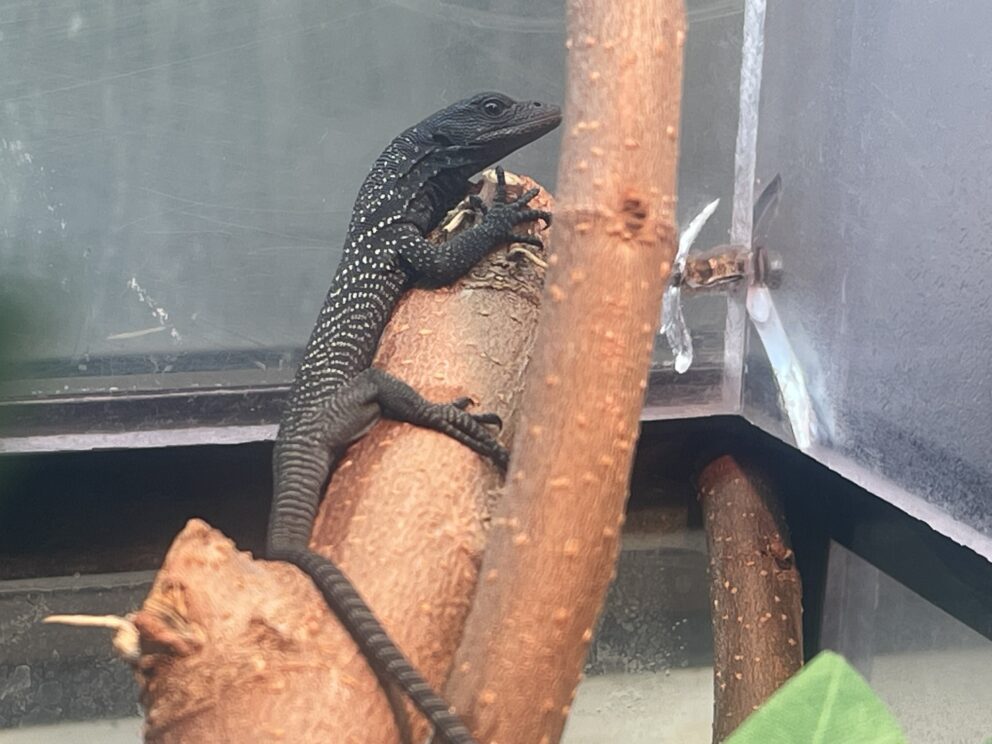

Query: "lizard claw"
left=466, top=194, right=488, bottom=216
left=482, top=166, right=551, bottom=249
left=513, top=187, right=541, bottom=207
left=433, top=401, right=508, bottom=467
left=449, top=396, right=502, bottom=430
left=494, top=165, right=509, bottom=203
left=471, top=411, right=503, bottom=430
left=510, top=234, right=545, bottom=250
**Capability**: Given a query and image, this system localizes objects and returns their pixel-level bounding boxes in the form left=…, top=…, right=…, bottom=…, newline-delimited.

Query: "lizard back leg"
left=269, top=369, right=501, bottom=744
left=361, top=367, right=509, bottom=470
left=268, top=367, right=506, bottom=551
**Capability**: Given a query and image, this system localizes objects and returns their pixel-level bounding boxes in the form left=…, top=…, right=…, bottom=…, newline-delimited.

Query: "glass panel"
left=0, top=571, right=149, bottom=731
left=821, top=543, right=992, bottom=744
left=565, top=516, right=713, bottom=743
left=745, top=1, right=992, bottom=555
left=0, top=719, right=140, bottom=743
left=2, top=0, right=744, bottom=428
left=0, top=0, right=566, bottom=401
left=644, top=1, right=746, bottom=418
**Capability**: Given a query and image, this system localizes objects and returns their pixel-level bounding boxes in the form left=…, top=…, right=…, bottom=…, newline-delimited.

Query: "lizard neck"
left=354, top=132, right=476, bottom=235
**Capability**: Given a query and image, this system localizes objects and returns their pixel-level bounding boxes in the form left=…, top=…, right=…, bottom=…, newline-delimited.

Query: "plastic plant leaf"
left=725, top=651, right=906, bottom=744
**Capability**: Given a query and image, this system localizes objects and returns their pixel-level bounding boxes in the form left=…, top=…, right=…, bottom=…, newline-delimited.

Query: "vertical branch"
left=446, top=1, right=686, bottom=742
left=698, top=454, right=803, bottom=742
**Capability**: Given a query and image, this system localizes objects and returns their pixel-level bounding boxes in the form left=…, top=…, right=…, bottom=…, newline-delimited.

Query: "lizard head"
left=420, top=92, right=561, bottom=171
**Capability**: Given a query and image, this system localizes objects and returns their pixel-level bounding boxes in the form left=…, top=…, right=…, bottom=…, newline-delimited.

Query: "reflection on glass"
left=565, top=516, right=713, bottom=743
left=821, top=543, right=992, bottom=744
left=1, top=0, right=743, bottom=408
left=747, top=0, right=992, bottom=554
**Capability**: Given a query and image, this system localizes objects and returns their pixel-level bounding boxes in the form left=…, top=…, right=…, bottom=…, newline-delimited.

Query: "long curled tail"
left=271, top=547, right=478, bottom=744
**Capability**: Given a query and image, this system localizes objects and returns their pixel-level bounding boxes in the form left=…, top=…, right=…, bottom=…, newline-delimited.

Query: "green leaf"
left=725, top=651, right=906, bottom=744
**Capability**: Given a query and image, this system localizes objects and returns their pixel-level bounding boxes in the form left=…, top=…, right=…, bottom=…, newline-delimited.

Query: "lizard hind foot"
left=365, top=368, right=509, bottom=471
left=422, top=400, right=509, bottom=470
left=449, top=396, right=503, bottom=430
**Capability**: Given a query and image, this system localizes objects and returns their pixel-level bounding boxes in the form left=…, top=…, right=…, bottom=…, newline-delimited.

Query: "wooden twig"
left=43, top=614, right=141, bottom=661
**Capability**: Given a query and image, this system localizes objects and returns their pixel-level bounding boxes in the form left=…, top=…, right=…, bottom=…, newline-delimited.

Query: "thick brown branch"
left=445, top=3, right=686, bottom=742
left=698, top=454, right=803, bottom=742
left=132, top=179, right=551, bottom=743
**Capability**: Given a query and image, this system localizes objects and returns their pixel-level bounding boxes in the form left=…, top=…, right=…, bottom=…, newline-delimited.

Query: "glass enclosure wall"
left=5, top=2, right=991, bottom=559
left=1, top=0, right=567, bottom=399
left=565, top=510, right=712, bottom=744
left=821, top=544, right=992, bottom=744
left=1, top=0, right=745, bottom=437
left=0, top=4, right=743, bottom=737
left=747, top=1, right=992, bottom=559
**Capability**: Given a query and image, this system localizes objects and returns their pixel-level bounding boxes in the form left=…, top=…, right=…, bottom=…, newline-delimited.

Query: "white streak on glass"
left=662, top=199, right=720, bottom=374
left=747, top=287, right=816, bottom=449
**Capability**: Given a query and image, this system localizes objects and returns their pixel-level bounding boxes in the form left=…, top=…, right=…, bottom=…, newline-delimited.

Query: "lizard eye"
left=482, top=98, right=508, bottom=116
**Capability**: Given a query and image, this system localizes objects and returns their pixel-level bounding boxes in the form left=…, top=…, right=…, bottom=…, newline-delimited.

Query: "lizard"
left=266, top=92, right=561, bottom=744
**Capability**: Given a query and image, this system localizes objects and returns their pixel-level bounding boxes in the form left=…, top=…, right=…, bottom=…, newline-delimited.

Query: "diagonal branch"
left=130, top=178, right=552, bottom=743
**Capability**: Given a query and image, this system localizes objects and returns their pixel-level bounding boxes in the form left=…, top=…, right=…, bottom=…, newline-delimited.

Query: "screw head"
left=755, top=246, right=784, bottom=289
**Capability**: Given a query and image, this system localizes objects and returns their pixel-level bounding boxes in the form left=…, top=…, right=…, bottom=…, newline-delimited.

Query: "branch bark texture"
left=698, top=454, right=803, bottom=742
left=445, top=2, right=686, bottom=741
left=132, top=180, right=551, bottom=743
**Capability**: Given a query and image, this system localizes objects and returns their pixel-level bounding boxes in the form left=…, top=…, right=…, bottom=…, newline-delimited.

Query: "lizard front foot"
left=479, top=165, right=552, bottom=250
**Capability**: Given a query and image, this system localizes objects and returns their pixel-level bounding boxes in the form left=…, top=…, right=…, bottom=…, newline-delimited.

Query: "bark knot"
left=621, top=191, right=649, bottom=235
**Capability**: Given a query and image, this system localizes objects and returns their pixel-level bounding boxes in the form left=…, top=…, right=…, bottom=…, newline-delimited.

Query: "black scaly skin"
left=268, top=93, right=561, bottom=744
